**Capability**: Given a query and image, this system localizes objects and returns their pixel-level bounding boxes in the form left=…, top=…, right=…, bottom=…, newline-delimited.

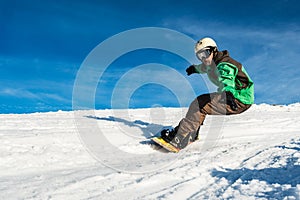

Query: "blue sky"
left=1, top=0, right=300, bottom=113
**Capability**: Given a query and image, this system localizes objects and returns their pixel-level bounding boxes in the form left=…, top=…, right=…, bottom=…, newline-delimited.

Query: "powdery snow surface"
left=1, top=104, right=300, bottom=199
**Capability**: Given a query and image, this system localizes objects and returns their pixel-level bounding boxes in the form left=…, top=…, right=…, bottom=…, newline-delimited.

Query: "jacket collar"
left=213, top=50, right=230, bottom=65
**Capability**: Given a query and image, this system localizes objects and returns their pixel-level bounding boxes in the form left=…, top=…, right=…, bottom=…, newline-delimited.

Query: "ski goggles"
left=196, top=48, right=212, bottom=60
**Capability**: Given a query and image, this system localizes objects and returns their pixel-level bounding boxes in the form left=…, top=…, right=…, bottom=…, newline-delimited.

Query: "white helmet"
left=195, top=37, right=217, bottom=53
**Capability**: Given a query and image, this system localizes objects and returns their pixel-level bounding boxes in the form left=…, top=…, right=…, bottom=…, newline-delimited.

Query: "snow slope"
left=1, top=104, right=300, bottom=199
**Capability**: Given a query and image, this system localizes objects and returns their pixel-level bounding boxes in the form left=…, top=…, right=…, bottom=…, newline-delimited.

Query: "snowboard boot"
left=160, top=128, right=177, bottom=143
left=161, top=127, right=200, bottom=150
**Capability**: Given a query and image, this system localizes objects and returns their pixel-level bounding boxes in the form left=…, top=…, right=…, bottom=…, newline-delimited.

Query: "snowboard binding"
left=160, top=127, right=199, bottom=150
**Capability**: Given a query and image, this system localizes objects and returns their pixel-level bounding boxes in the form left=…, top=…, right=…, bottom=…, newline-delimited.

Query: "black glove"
left=222, top=91, right=238, bottom=111
left=186, top=65, right=197, bottom=76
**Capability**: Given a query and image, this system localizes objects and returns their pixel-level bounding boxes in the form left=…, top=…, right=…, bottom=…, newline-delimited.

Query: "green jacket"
left=194, top=50, right=254, bottom=105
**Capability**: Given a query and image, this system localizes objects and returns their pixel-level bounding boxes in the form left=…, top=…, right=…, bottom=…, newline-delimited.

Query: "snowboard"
left=151, top=137, right=180, bottom=153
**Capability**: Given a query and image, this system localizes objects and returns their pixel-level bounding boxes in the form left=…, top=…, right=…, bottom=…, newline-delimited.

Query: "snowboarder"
left=161, top=37, right=254, bottom=150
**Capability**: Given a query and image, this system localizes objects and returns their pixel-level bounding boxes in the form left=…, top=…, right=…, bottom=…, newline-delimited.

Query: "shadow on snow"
left=85, top=115, right=170, bottom=140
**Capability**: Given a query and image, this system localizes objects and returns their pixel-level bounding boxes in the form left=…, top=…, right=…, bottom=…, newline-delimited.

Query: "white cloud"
left=0, top=87, right=70, bottom=104
left=0, top=88, right=40, bottom=99
left=40, top=93, right=70, bottom=103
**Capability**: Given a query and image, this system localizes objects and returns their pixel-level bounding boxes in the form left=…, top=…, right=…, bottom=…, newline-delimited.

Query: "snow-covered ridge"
left=0, top=104, right=299, bottom=199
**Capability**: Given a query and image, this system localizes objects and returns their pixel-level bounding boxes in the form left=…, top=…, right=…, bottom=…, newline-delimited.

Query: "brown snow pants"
left=176, top=92, right=251, bottom=138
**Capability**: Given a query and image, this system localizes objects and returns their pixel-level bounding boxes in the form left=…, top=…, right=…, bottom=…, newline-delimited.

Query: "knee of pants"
left=185, top=98, right=202, bottom=120
left=189, top=98, right=199, bottom=109
left=187, top=98, right=201, bottom=114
